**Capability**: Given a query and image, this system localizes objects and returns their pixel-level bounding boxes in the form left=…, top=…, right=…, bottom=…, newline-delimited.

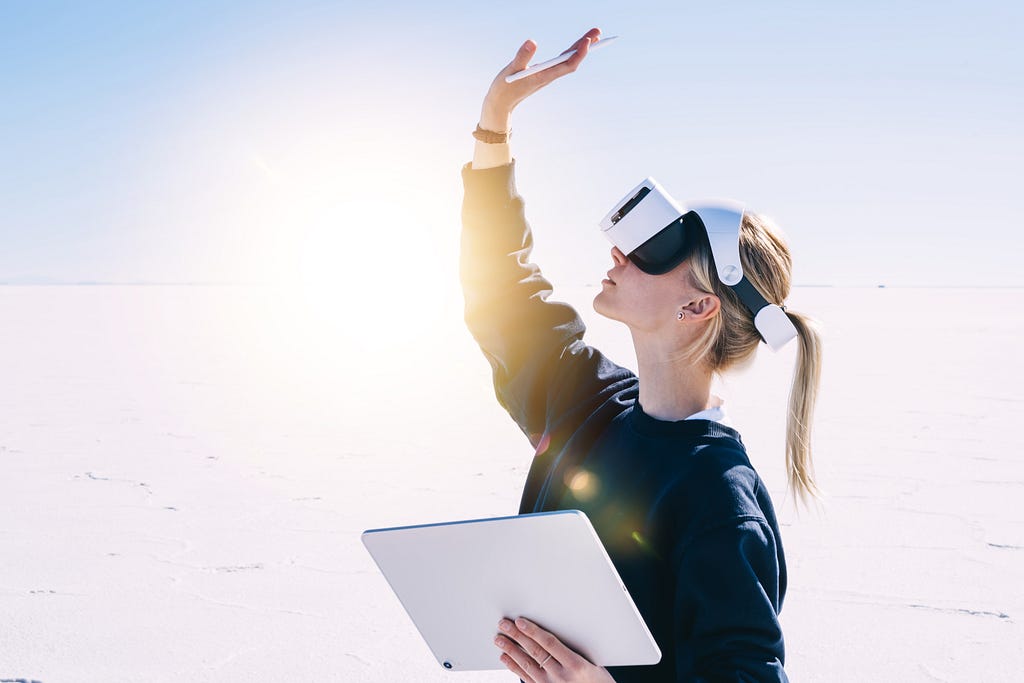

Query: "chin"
left=592, top=291, right=618, bottom=321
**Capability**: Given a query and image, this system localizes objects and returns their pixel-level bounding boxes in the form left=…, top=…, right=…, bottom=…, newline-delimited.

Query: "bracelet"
left=472, top=123, right=511, bottom=144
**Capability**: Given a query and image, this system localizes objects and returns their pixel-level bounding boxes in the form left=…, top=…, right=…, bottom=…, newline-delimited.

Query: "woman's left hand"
left=494, top=616, right=616, bottom=682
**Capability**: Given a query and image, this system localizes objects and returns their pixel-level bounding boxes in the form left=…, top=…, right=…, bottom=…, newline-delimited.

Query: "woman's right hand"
left=480, top=27, right=602, bottom=126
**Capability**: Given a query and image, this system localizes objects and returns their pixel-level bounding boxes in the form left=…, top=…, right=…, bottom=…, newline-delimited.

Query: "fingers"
left=519, top=26, right=601, bottom=78
left=513, top=617, right=578, bottom=665
left=546, top=28, right=600, bottom=78
left=498, top=650, right=538, bottom=683
left=489, top=28, right=600, bottom=110
left=567, top=36, right=591, bottom=67
left=511, top=39, right=536, bottom=71
left=496, top=619, right=550, bottom=668
left=496, top=617, right=579, bottom=670
left=560, top=27, right=602, bottom=57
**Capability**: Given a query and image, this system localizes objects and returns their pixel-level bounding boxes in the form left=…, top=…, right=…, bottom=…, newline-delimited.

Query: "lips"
left=605, top=271, right=616, bottom=284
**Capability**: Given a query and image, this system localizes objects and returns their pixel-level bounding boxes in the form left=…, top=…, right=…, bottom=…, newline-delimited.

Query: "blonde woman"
left=461, top=27, right=822, bottom=683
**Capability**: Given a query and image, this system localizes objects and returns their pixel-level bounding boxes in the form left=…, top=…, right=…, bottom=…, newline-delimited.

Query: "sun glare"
left=181, top=73, right=465, bottom=381
left=241, top=165, right=461, bottom=385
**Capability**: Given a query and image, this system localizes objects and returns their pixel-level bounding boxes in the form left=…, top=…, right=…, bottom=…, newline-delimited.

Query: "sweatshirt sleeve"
left=459, top=158, right=633, bottom=445
left=672, top=517, right=789, bottom=682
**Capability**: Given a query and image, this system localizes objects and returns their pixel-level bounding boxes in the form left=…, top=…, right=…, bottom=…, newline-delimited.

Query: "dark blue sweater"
left=460, top=158, right=789, bottom=682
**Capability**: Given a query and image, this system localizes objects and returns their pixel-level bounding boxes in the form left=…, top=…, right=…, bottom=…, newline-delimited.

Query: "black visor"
left=628, top=211, right=705, bottom=275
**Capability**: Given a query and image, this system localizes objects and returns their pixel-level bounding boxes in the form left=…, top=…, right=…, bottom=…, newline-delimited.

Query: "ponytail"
left=684, top=210, right=825, bottom=511
left=784, top=310, right=824, bottom=508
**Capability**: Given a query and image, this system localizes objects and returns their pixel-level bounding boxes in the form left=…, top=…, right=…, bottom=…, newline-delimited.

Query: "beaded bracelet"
left=472, top=123, right=511, bottom=144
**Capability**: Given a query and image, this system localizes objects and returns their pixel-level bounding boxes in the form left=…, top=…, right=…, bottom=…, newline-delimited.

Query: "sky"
left=1, top=0, right=1021, bottom=290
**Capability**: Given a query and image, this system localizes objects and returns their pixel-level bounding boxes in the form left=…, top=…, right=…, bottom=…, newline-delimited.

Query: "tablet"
left=361, top=509, right=662, bottom=671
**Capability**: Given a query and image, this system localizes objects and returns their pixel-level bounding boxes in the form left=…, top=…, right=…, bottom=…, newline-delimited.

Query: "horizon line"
left=1, top=281, right=1023, bottom=290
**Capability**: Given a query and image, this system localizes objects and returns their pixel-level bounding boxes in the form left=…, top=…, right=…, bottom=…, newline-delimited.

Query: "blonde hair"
left=682, top=211, right=824, bottom=509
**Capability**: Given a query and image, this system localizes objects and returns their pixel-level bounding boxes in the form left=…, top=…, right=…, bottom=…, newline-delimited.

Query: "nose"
left=611, top=246, right=628, bottom=266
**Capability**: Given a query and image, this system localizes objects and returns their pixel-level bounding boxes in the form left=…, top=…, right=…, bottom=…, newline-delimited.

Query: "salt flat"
left=1, top=285, right=1021, bottom=682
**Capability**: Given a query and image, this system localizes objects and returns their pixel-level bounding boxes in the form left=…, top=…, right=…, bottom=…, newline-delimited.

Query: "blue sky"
left=1, top=1, right=1021, bottom=287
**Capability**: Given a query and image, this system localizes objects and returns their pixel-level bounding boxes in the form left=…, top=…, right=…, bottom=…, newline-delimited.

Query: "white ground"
left=1, top=285, right=1021, bottom=682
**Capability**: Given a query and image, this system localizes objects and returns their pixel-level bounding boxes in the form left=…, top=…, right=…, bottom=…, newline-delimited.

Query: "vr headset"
left=599, top=177, right=798, bottom=352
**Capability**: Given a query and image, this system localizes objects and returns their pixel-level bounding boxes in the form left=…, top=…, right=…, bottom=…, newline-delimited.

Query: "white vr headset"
left=599, top=177, right=798, bottom=352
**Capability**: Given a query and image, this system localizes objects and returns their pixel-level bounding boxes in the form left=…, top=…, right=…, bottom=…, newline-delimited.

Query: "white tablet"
left=361, top=509, right=662, bottom=671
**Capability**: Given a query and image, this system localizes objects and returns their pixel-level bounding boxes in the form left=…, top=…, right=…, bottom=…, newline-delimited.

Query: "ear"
left=679, top=293, right=720, bottom=322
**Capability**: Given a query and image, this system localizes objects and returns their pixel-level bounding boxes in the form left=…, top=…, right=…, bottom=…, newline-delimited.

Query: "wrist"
left=479, top=105, right=511, bottom=133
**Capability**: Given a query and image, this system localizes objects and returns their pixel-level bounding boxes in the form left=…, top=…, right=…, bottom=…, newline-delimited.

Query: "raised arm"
left=461, top=29, right=636, bottom=446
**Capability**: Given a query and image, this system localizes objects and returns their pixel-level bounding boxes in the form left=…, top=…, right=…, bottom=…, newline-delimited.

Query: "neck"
left=630, top=327, right=718, bottom=421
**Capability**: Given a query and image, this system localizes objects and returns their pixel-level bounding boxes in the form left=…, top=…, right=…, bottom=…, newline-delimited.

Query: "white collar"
left=685, top=400, right=728, bottom=425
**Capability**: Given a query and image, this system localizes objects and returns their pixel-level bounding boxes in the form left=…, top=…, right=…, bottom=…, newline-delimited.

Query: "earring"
left=677, top=311, right=685, bottom=320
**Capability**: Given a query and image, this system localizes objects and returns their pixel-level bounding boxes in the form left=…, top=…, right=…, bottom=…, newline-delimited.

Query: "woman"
left=460, top=28, right=823, bottom=683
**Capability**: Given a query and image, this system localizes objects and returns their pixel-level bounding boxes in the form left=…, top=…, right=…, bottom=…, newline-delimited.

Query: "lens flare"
left=565, top=467, right=599, bottom=502
left=631, top=530, right=661, bottom=559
